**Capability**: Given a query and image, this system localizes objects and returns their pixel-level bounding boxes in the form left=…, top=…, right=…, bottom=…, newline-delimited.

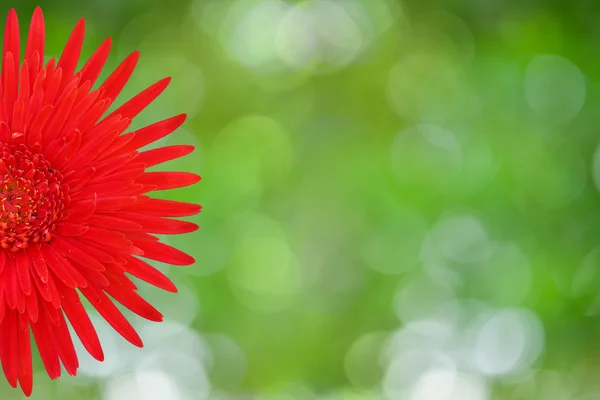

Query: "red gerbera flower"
left=0, top=7, right=201, bottom=396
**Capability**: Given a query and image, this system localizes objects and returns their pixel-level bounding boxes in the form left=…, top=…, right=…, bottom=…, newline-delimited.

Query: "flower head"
left=0, top=7, right=201, bottom=395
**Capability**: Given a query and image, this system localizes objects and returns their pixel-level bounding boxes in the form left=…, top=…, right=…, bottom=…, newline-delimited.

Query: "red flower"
left=0, top=7, right=201, bottom=396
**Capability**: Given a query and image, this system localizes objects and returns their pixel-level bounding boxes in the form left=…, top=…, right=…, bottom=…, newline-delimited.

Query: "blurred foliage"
left=4, top=0, right=600, bottom=399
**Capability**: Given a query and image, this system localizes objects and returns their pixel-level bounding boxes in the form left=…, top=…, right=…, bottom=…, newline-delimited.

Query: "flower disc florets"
left=0, top=142, right=67, bottom=251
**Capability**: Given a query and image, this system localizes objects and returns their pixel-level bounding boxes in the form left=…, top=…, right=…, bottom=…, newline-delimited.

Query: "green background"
left=3, top=0, right=600, bottom=399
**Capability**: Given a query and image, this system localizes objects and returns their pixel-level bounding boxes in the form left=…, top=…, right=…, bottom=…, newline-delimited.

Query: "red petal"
left=75, top=98, right=108, bottom=135
left=51, top=310, right=79, bottom=376
left=104, top=277, right=162, bottom=322
left=81, top=226, right=132, bottom=251
left=136, top=171, right=201, bottom=191
left=94, top=196, right=138, bottom=211
left=15, top=252, right=32, bottom=296
left=43, top=136, right=66, bottom=164
left=88, top=214, right=142, bottom=231
left=26, top=104, right=53, bottom=145
left=0, top=310, right=18, bottom=387
left=0, top=249, right=6, bottom=274
left=99, top=51, right=140, bottom=103
left=114, top=211, right=198, bottom=234
left=31, top=311, right=61, bottom=380
left=11, top=99, right=25, bottom=133
left=135, top=145, right=195, bottom=167
left=25, top=7, right=44, bottom=76
left=92, top=165, right=145, bottom=186
left=65, top=166, right=96, bottom=191
left=79, top=37, right=111, bottom=87
left=60, top=89, right=100, bottom=136
left=68, top=238, right=115, bottom=264
left=65, top=193, right=96, bottom=221
left=79, top=286, right=143, bottom=347
left=122, top=114, right=187, bottom=152
left=43, top=67, right=63, bottom=107
left=3, top=52, right=17, bottom=121
left=107, top=77, right=171, bottom=120
left=134, top=240, right=195, bottom=266
left=5, top=257, right=18, bottom=310
left=123, top=256, right=177, bottom=293
left=43, top=86, right=78, bottom=144
left=87, top=153, right=132, bottom=180
left=51, top=238, right=105, bottom=273
left=45, top=276, right=61, bottom=310
left=74, top=180, right=134, bottom=198
left=25, top=292, right=38, bottom=323
left=28, top=248, right=49, bottom=291
left=56, top=284, right=104, bottom=361
left=54, top=222, right=89, bottom=237
left=41, top=293, right=60, bottom=324
left=57, top=19, right=85, bottom=82
left=19, top=60, right=31, bottom=102
left=122, top=197, right=201, bottom=217
left=17, top=314, right=33, bottom=396
left=52, top=129, right=82, bottom=170
left=2, top=9, right=20, bottom=100
left=38, top=245, right=80, bottom=289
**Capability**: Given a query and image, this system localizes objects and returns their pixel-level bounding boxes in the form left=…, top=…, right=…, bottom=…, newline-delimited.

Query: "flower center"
left=0, top=144, right=67, bottom=252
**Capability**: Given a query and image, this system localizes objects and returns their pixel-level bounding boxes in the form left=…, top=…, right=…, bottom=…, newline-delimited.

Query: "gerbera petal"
left=79, top=37, right=111, bottom=87
left=123, top=255, right=177, bottom=293
left=3, top=52, right=17, bottom=122
left=0, top=310, right=18, bottom=387
left=135, top=144, right=195, bottom=167
left=107, top=77, right=171, bottom=120
left=57, top=19, right=85, bottom=84
left=51, top=310, right=79, bottom=376
left=122, top=197, right=202, bottom=217
left=59, top=89, right=99, bottom=136
left=103, top=276, right=163, bottom=322
left=52, top=129, right=82, bottom=169
left=42, top=67, right=63, bottom=107
left=136, top=171, right=201, bottom=191
left=64, top=193, right=97, bottom=221
left=31, top=311, right=61, bottom=380
left=51, top=238, right=105, bottom=273
left=114, top=211, right=199, bottom=234
left=16, top=314, right=33, bottom=396
left=25, top=292, right=38, bottom=324
left=87, top=214, right=142, bottom=231
left=134, top=240, right=196, bottom=266
left=12, top=98, right=26, bottom=132
left=74, top=98, right=109, bottom=134
left=4, top=257, right=18, bottom=310
left=81, top=226, right=132, bottom=251
left=79, top=286, right=143, bottom=347
left=42, top=86, right=78, bottom=146
left=2, top=9, right=20, bottom=100
left=37, top=245, right=80, bottom=289
left=26, top=103, right=53, bottom=145
left=54, top=221, right=89, bottom=237
left=99, top=51, right=140, bottom=104
left=122, top=113, right=187, bottom=151
left=93, top=196, right=139, bottom=211
left=15, top=252, right=32, bottom=296
left=25, top=7, right=44, bottom=78
left=56, top=284, right=104, bottom=361
left=68, top=238, right=115, bottom=264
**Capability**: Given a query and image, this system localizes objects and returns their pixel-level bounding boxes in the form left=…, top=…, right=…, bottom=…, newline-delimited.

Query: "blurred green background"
left=5, top=0, right=600, bottom=399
